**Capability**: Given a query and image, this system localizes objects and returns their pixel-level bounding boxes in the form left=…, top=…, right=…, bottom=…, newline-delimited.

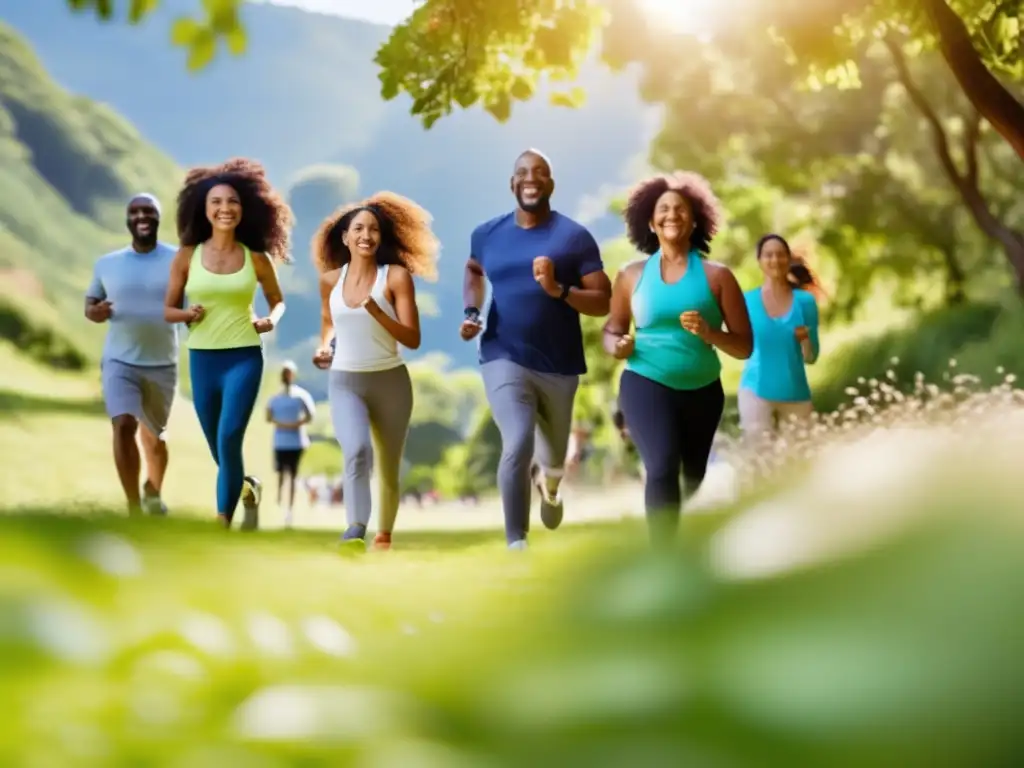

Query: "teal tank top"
left=625, top=249, right=723, bottom=391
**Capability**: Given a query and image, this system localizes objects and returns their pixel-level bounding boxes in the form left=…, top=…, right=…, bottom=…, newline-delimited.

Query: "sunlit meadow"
left=4, top=355, right=1024, bottom=765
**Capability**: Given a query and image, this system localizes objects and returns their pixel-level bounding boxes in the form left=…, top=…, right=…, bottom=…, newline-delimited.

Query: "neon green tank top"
left=184, top=243, right=261, bottom=350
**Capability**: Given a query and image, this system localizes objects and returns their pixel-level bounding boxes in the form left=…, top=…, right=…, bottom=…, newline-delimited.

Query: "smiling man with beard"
left=461, top=149, right=612, bottom=550
left=85, top=193, right=179, bottom=516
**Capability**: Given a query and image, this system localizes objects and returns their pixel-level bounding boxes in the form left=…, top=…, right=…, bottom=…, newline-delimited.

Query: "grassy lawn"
left=0, top=341, right=287, bottom=516
left=6, top=332, right=1024, bottom=765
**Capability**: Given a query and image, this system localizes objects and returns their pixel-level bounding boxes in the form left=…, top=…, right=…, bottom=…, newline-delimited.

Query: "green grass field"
left=0, top=340, right=287, bottom=516
left=6, top=333, right=1024, bottom=765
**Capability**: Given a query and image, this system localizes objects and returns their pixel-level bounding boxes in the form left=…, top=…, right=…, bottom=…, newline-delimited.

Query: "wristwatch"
left=464, top=306, right=481, bottom=323
left=558, top=283, right=571, bottom=301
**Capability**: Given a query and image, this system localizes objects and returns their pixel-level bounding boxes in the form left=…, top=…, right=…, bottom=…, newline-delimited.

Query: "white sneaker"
left=283, top=507, right=293, bottom=529
left=241, top=476, right=261, bottom=531
left=142, top=484, right=168, bottom=516
left=508, top=539, right=528, bottom=551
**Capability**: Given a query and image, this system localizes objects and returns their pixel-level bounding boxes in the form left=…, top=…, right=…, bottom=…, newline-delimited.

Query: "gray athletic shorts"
left=101, top=359, right=177, bottom=438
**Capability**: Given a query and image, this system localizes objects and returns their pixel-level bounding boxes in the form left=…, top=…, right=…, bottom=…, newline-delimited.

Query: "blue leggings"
left=189, top=346, right=264, bottom=519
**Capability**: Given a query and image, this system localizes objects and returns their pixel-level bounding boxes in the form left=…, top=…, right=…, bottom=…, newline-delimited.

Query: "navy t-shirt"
left=471, top=211, right=603, bottom=375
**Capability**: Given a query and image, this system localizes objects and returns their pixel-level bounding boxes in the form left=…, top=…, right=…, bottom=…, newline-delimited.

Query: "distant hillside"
left=0, top=22, right=181, bottom=369
left=1, top=0, right=654, bottom=366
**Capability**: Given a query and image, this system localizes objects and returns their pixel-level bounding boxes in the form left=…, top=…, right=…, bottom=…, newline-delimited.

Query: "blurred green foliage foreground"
left=5, top=384, right=1024, bottom=766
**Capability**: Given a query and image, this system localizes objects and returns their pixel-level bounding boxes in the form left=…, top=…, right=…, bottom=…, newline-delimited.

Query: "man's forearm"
left=565, top=287, right=610, bottom=317
left=464, top=270, right=485, bottom=310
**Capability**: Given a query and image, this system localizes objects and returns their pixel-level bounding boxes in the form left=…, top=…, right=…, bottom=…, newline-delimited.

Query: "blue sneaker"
left=340, top=523, right=367, bottom=553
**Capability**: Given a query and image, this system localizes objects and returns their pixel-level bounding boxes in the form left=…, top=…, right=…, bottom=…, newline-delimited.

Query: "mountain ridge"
left=0, top=1, right=654, bottom=367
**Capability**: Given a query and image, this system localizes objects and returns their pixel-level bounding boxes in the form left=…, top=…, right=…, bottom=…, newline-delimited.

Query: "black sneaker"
left=241, top=476, right=261, bottom=531
left=534, top=467, right=564, bottom=530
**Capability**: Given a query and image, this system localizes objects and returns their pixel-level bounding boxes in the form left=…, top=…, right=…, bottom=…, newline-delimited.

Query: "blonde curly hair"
left=312, top=191, right=439, bottom=280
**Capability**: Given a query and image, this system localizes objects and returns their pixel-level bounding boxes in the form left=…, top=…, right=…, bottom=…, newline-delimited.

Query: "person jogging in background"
left=738, top=234, right=822, bottom=439
left=603, top=171, right=752, bottom=544
left=265, top=360, right=316, bottom=528
left=312, top=191, right=439, bottom=551
left=461, top=149, right=612, bottom=550
left=164, top=158, right=291, bottom=530
left=86, top=193, right=178, bottom=517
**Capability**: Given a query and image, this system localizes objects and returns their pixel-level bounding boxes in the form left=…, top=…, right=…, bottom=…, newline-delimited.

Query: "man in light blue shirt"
left=85, top=193, right=179, bottom=516
left=265, top=361, right=316, bottom=528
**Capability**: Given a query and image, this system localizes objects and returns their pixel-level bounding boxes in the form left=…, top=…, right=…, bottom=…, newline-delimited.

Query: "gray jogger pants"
left=481, top=359, right=579, bottom=543
left=328, top=365, right=413, bottom=533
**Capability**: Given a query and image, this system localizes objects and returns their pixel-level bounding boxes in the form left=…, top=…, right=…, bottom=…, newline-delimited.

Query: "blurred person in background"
left=738, top=234, right=822, bottom=440
left=86, top=193, right=178, bottom=516
left=460, top=149, right=612, bottom=550
left=265, top=360, right=316, bottom=528
left=604, top=171, right=752, bottom=544
left=164, top=158, right=291, bottom=530
left=311, top=192, right=439, bottom=551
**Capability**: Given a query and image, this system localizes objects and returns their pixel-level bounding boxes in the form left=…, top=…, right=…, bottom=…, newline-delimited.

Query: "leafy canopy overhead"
left=65, top=0, right=1024, bottom=157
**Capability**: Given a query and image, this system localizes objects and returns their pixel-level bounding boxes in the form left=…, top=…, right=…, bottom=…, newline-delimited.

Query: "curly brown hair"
left=312, top=191, right=439, bottom=280
left=176, top=157, right=293, bottom=262
left=623, top=171, right=723, bottom=256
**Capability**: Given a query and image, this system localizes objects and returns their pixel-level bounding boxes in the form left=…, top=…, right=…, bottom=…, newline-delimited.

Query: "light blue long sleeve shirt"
left=740, top=287, right=819, bottom=402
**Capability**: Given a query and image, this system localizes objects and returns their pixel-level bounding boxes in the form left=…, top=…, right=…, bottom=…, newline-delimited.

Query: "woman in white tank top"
left=311, top=192, right=439, bottom=551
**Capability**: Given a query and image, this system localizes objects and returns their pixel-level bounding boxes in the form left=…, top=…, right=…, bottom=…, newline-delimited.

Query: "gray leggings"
left=328, top=365, right=413, bottom=533
left=481, top=359, right=579, bottom=543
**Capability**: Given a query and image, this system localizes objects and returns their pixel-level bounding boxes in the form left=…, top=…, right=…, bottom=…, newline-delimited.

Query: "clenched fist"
left=533, top=256, right=560, bottom=297
left=680, top=311, right=710, bottom=340
left=612, top=334, right=634, bottom=359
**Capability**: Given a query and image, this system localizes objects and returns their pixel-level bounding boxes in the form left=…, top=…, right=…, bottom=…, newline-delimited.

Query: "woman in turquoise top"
left=603, top=171, right=752, bottom=543
left=164, top=158, right=291, bottom=529
left=739, top=234, right=822, bottom=439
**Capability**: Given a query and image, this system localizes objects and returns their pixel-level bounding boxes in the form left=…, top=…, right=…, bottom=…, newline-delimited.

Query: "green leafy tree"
left=66, top=1, right=1024, bottom=158
left=638, top=26, right=1024, bottom=298
left=372, top=0, right=1024, bottom=160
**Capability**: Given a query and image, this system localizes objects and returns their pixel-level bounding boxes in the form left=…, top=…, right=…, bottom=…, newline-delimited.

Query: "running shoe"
left=372, top=531, right=391, bottom=550
left=142, top=482, right=168, bottom=516
left=508, top=539, right=529, bottom=551
left=240, top=476, right=261, bottom=531
left=533, top=466, right=564, bottom=530
left=340, top=523, right=367, bottom=554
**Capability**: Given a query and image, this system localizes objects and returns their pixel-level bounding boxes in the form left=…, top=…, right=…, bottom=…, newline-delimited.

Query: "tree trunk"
left=922, top=0, right=1024, bottom=162
left=885, top=37, right=1024, bottom=293
left=938, top=245, right=966, bottom=305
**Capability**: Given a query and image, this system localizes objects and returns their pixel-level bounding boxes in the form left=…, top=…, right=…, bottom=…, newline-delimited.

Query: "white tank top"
left=329, top=264, right=403, bottom=372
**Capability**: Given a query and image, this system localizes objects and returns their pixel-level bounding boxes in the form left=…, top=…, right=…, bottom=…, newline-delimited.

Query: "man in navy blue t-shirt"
left=461, top=149, right=612, bottom=549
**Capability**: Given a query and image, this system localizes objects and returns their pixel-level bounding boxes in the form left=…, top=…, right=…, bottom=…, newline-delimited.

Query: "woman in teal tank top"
left=739, top=234, right=823, bottom=441
left=163, top=158, right=292, bottom=529
left=603, top=171, right=753, bottom=543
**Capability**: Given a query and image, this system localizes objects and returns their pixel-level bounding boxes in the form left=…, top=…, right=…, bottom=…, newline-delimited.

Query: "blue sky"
left=253, top=0, right=414, bottom=26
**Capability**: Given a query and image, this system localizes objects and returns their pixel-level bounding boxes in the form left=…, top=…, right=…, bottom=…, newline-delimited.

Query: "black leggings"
left=618, top=370, right=725, bottom=541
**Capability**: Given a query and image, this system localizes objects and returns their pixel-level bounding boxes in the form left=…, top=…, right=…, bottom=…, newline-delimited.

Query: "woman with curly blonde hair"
left=164, top=158, right=292, bottom=530
left=311, top=192, right=439, bottom=551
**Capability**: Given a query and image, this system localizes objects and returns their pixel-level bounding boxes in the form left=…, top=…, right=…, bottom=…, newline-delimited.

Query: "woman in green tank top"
left=163, top=158, right=293, bottom=529
left=602, top=171, right=753, bottom=544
